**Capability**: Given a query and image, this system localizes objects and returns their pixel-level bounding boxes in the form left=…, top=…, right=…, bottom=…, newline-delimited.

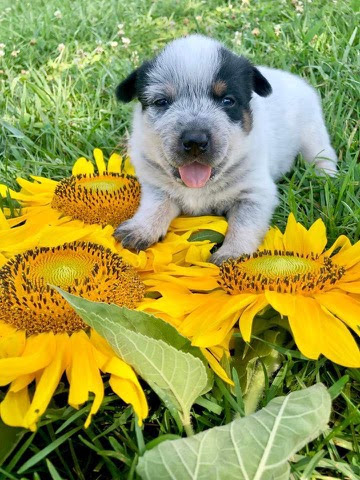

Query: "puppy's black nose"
left=181, top=130, right=209, bottom=156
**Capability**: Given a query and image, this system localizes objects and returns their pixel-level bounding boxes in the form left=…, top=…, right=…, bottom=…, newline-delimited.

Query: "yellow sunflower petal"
left=72, top=157, right=95, bottom=176
left=144, top=273, right=219, bottom=292
left=192, top=312, right=238, bottom=348
left=10, top=373, right=36, bottom=392
left=315, top=304, right=360, bottom=367
left=93, top=148, right=106, bottom=175
left=170, top=215, right=228, bottom=236
left=306, top=218, right=327, bottom=255
left=314, top=291, right=360, bottom=335
left=282, top=213, right=309, bottom=254
left=331, top=240, right=360, bottom=269
left=0, top=253, right=7, bottom=267
left=30, top=176, right=59, bottom=186
left=239, top=295, right=268, bottom=342
left=179, top=293, right=231, bottom=336
left=0, top=387, right=31, bottom=429
left=200, top=348, right=233, bottom=385
left=0, top=209, right=10, bottom=230
left=100, top=355, right=147, bottom=420
left=67, top=331, right=104, bottom=428
left=0, top=333, right=55, bottom=386
left=185, top=244, right=214, bottom=264
left=323, top=234, right=351, bottom=258
left=123, top=156, right=136, bottom=176
left=0, top=320, right=17, bottom=336
left=265, top=291, right=296, bottom=317
left=339, top=281, right=360, bottom=294
left=0, top=184, right=30, bottom=202
left=107, top=153, right=123, bottom=174
left=0, top=330, right=26, bottom=358
left=288, top=297, right=322, bottom=360
left=260, top=226, right=284, bottom=251
left=24, top=334, right=70, bottom=429
left=16, top=177, right=54, bottom=195
left=109, top=375, right=148, bottom=425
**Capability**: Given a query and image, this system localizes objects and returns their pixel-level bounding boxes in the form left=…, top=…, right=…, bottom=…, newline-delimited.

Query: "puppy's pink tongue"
left=178, top=162, right=212, bottom=188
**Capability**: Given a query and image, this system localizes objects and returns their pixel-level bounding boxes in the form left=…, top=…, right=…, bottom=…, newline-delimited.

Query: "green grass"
left=0, top=0, right=359, bottom=478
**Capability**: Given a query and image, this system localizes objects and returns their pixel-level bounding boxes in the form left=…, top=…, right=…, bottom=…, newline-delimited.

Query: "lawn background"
left=0, top=0, right=359, bottom=478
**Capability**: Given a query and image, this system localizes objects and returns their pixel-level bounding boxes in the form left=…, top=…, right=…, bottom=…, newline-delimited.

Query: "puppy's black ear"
left=116, top=69, right=138, bottom=103
left=116, top=60, right=153, bottom=103
left=252, top=67, right=272, bottom=97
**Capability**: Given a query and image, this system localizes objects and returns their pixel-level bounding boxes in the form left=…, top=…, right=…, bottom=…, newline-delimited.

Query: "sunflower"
left=0, top=242, right=148, bottom=430
left=0, top=148, right=139, bottom=229
left=144, top=214, right=360, bottom=368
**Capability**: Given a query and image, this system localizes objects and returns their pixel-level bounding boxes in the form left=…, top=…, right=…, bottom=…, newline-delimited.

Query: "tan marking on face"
left=212, top=80, right=227, bottom=96
left=242, top=110, right=253, bottom=134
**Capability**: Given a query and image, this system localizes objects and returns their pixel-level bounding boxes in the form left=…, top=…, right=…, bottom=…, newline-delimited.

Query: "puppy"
left=114, top=34, right=337, bottom=264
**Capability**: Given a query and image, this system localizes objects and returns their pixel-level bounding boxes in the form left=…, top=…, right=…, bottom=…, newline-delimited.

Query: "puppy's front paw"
left=210, top=242, right=256, bottom=266
left=210, top=249, right=237, bottom=266
left=114, top=220, right=162, bottom=251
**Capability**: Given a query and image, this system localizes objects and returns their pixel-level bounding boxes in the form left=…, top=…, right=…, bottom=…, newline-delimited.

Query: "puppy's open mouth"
left=178, top=162, right=212, bottom=188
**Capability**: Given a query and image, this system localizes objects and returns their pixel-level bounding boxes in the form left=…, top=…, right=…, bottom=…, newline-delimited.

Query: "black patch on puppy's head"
left=214, top=48, right=272, bottom=125
left=115, top=60, right=154, bottom=105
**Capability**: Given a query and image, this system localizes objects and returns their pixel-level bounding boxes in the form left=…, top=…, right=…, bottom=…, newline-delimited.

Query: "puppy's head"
left=116, top=35, right=271, bottom=188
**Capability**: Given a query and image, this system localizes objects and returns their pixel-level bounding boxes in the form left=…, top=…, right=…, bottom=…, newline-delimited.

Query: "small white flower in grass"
left=95, top=46, right=104, bottom=54
left=110, top=41, right=118, bottom=48
left=121, top=37, right=131, bottom=48
left=195, top=15, right=202, bottom=21
left=11, top=50, right=20, bottom=57
left=0, top=50, right=5, bottom=57
left=57, top=43, right=65, bottom=53
left=252, top=27, right=260, bottom=36
left=233, top=31, right=242, bottom=45
left=274, top=24, right=281, bottom=37
left=0, top=43, right=5, bottom=49
left=54, top=10, right=62, bottom=19
left=21, top=69, right=29, bottom=75
left=131, top=50, right=139, bottom=65
left=30, top=39, right=37, bottom=45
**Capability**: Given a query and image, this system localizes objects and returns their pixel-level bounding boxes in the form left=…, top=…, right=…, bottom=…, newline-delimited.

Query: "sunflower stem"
left=244, top=342, right=282, bottom=415
left=182, top=414, right=194, bottom=436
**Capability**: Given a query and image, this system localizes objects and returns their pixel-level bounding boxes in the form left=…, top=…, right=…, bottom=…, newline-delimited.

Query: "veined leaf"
left=137, top=384, right=331, bottom=480
left=56, top=289, right=212, bottom=426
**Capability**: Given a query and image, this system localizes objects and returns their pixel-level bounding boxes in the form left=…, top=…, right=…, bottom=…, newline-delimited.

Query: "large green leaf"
left=137, top=384, right=331, bottom=480
left=56, top=289, right=212, bottom=426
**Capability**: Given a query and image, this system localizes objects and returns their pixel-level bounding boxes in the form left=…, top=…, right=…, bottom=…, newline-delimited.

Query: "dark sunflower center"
left=51, top=173, right=141, bottom=227
left=219, top=249, right=345, bottom=294
left=0, top=242, right=145, bottom=335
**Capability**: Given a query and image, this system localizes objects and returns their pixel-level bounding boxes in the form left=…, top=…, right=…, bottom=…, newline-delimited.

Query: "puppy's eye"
left=154, top=98, right=169, bottom=107
left=222, top=96, right=235, bottom=107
